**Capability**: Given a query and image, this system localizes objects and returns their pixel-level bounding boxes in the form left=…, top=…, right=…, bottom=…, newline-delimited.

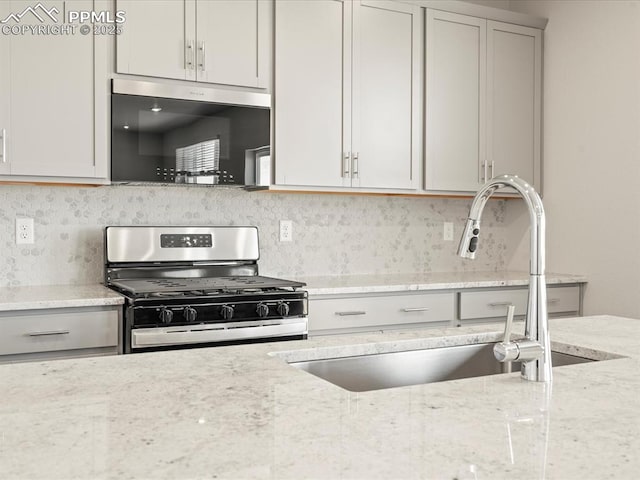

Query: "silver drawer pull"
left=335, top=311, right=366, bottom=316
left=401, top=307, right=431, bottom=313
left=26, top=330, right=70, bottom=337
left=548, top=298, right=560, bottom=304
left=488, top=302, right=514, bottom=308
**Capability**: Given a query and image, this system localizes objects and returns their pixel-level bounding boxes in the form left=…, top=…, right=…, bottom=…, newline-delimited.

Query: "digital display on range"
left=160, top=234, right=213, bottom=248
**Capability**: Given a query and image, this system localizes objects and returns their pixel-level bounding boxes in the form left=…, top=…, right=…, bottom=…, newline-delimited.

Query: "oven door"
left=131, top=317, right=308, bottom=350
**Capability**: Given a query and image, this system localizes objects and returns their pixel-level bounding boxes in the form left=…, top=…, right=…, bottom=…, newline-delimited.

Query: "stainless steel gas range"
left=104, top=226, right=308, bottom=353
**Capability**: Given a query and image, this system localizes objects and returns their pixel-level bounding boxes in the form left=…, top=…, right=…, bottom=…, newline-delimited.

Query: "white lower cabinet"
left=309, top=285, right=583, bottom=336
left=0, top=306, right=120, bottom=364
left=459, top=286, right=581, bottom=323
left=309, top=292, right=454, bottom=335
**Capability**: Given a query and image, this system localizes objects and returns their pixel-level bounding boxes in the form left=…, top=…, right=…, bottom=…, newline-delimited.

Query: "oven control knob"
left=220, top=305, right=234, bottom=320
left=184, top=307, right=197, bottom=323
left=159, top=308, right=173, bottom=324
left=277, top=302, right=290, bottom=317
left=256, top=303, right=269, bottom=318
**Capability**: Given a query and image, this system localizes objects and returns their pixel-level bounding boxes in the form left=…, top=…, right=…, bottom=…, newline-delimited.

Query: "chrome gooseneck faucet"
left=458, top=174, right=552, bottom=382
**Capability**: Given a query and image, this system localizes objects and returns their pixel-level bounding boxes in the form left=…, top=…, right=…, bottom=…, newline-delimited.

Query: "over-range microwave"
left=111, top=79, right=271, bottom=187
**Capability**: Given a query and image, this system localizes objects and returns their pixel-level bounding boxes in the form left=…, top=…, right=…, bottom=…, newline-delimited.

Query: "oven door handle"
left=131, top=318, right=308, bottom=348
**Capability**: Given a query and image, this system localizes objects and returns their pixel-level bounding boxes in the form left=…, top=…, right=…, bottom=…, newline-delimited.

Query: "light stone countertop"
left=296, top=270, right=588, bottom=295
left=0, top=271, right=587, bottom=311
left=0, top=315, right=637, bottom=480
left=0, top=284, right=124, bottom=311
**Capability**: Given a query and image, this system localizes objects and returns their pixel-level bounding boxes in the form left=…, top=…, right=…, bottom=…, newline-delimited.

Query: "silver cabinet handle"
left=401, top=307, right=430, bottom=313
left=335, top=311, right=366, bottom=316
left=186, top=40, right=195, bottom=70
left=199, top=41, right=206, bottom=71
left=480, top=162, right=486, bottom=182
left=343, top=152, right=351, bottom=177
left=0, top=128, right=6, bottom=163
left=490, top=160, right=495, bottom=179
left=488, top=302, right=513, bottom=308
left=548, top=298, right=560, bottom=304
left=352, top=152, right=359, bottom=178
left=26, top=330, right=70, bottom=337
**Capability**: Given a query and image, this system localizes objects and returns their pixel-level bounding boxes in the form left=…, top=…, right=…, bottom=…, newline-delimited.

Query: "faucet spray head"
left=457, top=218, right=480, bottom=259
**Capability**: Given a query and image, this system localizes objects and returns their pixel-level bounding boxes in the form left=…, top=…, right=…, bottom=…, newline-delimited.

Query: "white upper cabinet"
left=351, top=0, right=420, bottom=189
left=425, top=10, right=542, bottom=193
left=274, top=0, right=420, bottom=190
left=274, top=0, right=347, bottom=188
left=0, top=0, right=108, bottom=182
left=116, top=0, right=189, bottom=81
left=487, top=21, right=542, bottom=189
left=116, top=0, right=268, bottom=89
left=425, top=10, right=486, bottom=192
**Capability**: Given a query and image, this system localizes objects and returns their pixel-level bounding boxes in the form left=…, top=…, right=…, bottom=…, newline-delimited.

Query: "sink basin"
left=289, top=343, right=594, bottom=392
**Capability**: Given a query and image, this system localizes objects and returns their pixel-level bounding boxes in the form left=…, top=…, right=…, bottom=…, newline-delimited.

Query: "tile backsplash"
left=0, top=185, right=510, bottom=286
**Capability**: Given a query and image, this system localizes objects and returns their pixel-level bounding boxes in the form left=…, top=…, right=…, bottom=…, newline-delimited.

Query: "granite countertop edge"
left=297, top=270, right=588, bottom=295
left=0, top=284, right=125, bottom=312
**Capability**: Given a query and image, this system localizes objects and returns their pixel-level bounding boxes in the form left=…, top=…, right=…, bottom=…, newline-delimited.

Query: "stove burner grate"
left=110, top=275, right=305, bottom=297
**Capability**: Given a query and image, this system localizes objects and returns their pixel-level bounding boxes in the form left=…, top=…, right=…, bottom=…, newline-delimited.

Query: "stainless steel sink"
left=289, top=343, right=594, bottom=392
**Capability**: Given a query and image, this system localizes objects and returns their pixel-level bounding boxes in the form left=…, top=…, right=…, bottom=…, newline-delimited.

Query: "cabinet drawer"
left=546, top=286, right=580, bottom=314
left=460, top=286, right=581, bottom=320
left=460, top=289, right=528, bottom=320
left=309, top=292, right=454, bottom=333
left=0, top=309, right=118, bottom=356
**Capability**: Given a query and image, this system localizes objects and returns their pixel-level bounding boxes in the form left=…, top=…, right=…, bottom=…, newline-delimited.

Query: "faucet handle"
left=503, top=304, right=515, bottom=343
left=494, top=305, right=520, bottom=362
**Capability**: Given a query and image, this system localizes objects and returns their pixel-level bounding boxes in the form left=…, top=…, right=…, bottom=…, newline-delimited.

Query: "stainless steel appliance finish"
left=131, top=318, right=307, bottom=349
left=111, top=80, right=270, bottom=186
left=458, top=174, right=551, bottom=382
left=106, top=226, right=259, bottom=263
left=290, top=343, right=594, bottom=392
left=105, top=226, right=307, bottom=353
left=112, top=79, right=271, bottom=108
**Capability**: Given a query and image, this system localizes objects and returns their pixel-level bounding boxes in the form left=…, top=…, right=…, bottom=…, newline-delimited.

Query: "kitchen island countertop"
left=0, top=314, right=637, bottom=479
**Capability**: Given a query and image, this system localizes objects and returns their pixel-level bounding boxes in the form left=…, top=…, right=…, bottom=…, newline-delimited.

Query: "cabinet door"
left=487, top=21, right=542, bottom=190
left=0, top=1, right=10, bottom=175
left=274, top=0, right=349, bottom=187
left=196, top=0, right=266, bottom=88
left=351, top=0, right=420, bottom=190
left=6, top=0, right=99, bottom=178
left=425, top=10, right=486, bottom=192
left=116, top=0, right=194, bottom=81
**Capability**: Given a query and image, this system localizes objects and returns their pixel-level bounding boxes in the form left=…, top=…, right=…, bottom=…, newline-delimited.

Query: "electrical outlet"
left=443, top=222, right=454, bottom=241
left=279, top=220, right=293, bottom=242
left=16, top=218, right=34, bottom=245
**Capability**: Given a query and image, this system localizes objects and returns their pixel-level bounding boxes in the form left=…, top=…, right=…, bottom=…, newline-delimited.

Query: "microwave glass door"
left=111, top=94, right=270, bottom=185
